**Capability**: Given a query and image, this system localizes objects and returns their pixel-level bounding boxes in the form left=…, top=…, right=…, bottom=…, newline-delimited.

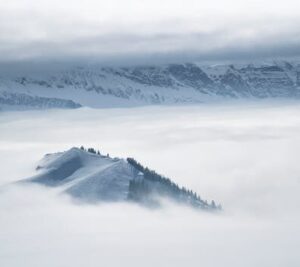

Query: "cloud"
left=0, top=0, right=300, bottom=64
left=0, top=103, right=300, bottom=266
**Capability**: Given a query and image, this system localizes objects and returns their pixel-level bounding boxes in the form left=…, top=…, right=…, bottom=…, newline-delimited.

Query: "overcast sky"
left=1, top=0, right=300, bottom=64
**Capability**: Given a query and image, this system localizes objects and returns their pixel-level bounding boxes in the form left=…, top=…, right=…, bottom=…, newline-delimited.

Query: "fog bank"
left=0, top=103, right=300, bottom=266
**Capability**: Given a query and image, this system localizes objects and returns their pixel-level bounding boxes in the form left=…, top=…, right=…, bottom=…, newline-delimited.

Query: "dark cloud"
left=0, top=30, right=300, bottom=67
left=0, top=0, right=299, bottom=66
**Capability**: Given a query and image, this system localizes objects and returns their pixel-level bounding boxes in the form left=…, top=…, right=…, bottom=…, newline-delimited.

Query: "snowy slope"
left=28, top=148, right=132, bottom=202
left=1, top=60, right=299, bottom=109
left=21, top=147, right=218, bottom=210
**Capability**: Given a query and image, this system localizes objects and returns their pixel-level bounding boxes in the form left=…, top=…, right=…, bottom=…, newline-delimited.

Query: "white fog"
left=0, top=102, right=299, bottom=266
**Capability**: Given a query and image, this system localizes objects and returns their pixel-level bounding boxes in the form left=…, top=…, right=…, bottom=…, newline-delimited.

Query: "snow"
left=28, top=147, right=135, bottom=202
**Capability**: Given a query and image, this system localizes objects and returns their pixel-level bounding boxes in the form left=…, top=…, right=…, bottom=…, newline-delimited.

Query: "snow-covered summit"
left=30, top=147, right=131, bottom=202
left=22, top=147, right=219, bottom=210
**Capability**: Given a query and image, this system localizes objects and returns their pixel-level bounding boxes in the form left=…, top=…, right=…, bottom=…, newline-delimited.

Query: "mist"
left=1, top=103, right=300, bottom=266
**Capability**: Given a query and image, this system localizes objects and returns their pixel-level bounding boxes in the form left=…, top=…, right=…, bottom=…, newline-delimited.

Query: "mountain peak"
left=22, top=147, right=220, bottom=210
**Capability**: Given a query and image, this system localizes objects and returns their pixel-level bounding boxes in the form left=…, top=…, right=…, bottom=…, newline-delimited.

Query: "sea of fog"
left=0, top=102, right=300, bottom=267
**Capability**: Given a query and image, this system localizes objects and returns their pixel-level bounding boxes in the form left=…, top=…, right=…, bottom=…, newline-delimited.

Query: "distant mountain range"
left=1, top=60, right=300, bottom=110
left=19, top=147, right=220, bottom=210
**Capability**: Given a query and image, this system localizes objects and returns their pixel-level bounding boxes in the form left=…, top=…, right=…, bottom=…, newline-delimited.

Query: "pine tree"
left=88, top=148, right=96, bottom=154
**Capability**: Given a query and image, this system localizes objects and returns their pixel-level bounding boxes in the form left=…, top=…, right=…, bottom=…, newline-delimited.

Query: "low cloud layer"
left=0, top=103, right=300, bottom=266
left=1, top=0, right=300, bottom=64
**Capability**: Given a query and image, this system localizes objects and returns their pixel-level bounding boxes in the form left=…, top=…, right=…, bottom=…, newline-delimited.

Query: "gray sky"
left=1, top=0, right=300, bottom=64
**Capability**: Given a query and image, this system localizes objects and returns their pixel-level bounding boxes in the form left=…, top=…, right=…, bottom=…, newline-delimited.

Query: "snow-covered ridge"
left=1, top=60, right=300, bottom=109
left=0, top=91, right=81, bottom=110
left=20, top=147, right=220, bottom=210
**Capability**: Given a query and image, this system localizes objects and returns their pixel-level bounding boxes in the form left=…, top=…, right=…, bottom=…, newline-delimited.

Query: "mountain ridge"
left=1, top=60, right=299, bottom=109
left=20, top=147, right=220, bottom=210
